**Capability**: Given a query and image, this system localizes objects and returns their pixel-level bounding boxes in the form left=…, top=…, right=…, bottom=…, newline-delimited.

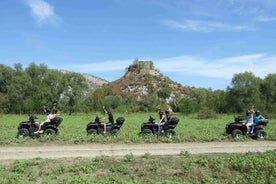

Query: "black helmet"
left=149, top=116, right=155, bottom=122
left=29, top=114, right=38, bottom=121
left=107, top=110, right=112, bottom=115
left=246, top=110, right=251, bottom=116
left=158, top=110, right=164, bottom=115
left=46, top=108, right=51, bottom=114
left=95, top=116, right=100, bottom=123
left=255, top=110, right=260, bottom=115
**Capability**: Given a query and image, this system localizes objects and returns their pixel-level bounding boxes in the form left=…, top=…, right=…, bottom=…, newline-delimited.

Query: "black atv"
left=140, top=116, right=179, bottom=138
left=86, top=116, right=125, bottom=135
left=17, top=114, right=63, bottom=138
left=225, top=116, right=268, bottom=139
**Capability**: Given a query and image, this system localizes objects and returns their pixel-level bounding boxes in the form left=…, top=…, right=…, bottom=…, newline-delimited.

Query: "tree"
left=60, top=72, right=88, bottom=114
left=226, top=72, right=262, bottom=113
left=261, top=74, right=276, bottom=112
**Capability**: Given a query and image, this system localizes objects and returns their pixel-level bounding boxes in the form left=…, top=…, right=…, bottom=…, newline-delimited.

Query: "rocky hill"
left=60, top=70, right=108, bottom=91
left=82, top=73, right=108, bottom=90
left=109, top=60, right=189, bottom=102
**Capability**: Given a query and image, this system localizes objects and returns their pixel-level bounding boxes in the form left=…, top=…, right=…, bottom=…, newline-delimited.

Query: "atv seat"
left=48, top=117, right=63, bottom=127
left=116, top=117, right=125, bottom=126
left=167, top=117, right=179, bottom=125
left=256, top=119, right=269, bottom=126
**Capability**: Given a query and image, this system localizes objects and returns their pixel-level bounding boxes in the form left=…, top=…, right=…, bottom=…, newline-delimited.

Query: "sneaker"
left=35, top=130, right=43, bottom=134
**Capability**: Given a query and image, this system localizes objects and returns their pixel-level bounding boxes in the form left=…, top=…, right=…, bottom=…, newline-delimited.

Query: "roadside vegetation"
left=0, top=149, right=275, bottom=183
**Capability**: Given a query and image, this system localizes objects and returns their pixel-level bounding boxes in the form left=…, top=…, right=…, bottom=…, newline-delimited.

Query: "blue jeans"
left=158, top=122, right=165, bottom=133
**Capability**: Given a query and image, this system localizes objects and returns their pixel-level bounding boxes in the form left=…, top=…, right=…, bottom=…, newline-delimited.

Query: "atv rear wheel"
left=111, top=128, right=120, bottom=136
left=231, top=129, right=243, bottom=139
left=256, top=130, right=266, bottom=139
left=142, top=128, right=153, bottom=136
left=17, top=128, right=29, bottom=138
left=44, top=128, right=56, bottom=135
left=166, top=129, right=176, bottom=138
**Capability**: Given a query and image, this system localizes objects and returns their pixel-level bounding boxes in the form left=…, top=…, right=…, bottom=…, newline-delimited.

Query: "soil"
left=0, top=141, right=275, bottom=160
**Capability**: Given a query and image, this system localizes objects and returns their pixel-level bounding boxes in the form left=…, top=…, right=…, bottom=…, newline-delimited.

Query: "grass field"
left=0, top=112, right=275, bottom=145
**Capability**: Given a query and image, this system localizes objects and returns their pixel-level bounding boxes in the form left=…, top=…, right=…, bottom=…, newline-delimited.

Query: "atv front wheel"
left=231, top=129, right=243, bottom=139
left=17, top=128, right=29, bottom=138
left=87, top=129, right=97, bottom=135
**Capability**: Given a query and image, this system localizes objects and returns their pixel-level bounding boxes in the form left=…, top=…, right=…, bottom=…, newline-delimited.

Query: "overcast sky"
left=1, top=0, right=276, bottom=89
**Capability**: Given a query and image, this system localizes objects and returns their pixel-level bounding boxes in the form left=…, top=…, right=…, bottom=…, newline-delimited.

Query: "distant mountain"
left=60, top=61, right=189, bottom=101
left=109, top=61, right=189, bottom=101
left=82, top=73, right=108, bottom=90
left=59, top=70, right=108, bottom=91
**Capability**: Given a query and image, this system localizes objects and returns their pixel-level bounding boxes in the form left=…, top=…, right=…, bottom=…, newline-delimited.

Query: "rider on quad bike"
left=140, top=115, right=179, bottom=138
left=86, top=115, right=125, bottom=136
left=225, top=110, right=269, bottom=139
left=17, top=110, right=63, bottom=138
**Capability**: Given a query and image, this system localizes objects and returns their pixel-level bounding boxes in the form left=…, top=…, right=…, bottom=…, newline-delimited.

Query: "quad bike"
left=139, top=116, right=179, bottom=138
left=225, top=116, right=269, bottom=139
left=86, top=116, right=125, bottom=135
left=17, top=114, right=63, bottom=138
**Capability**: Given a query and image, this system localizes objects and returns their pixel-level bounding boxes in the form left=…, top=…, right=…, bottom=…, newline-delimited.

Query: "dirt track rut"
left=1, top=141, right=275, bottom=160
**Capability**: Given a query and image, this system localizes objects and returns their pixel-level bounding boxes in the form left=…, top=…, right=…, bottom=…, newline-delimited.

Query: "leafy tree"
left=209, top=90, right=227, bottom=113
left=60, top=72, right=88, bottom=114
left=0, top=65, right=14, bottom=112
left=175, top=96, right=199, bottom=114
left=261, top=74, right=276, bottom=113
left=8, top=66, right=32, bottom=113
left=226, top=72, right=262, bottom=113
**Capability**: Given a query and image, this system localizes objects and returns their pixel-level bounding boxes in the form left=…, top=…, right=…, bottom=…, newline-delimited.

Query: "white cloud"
left=155, top=54, right=276, bottom=79
left=255, top=16, right=276, bottom=22
left=163, top=19, right=254, bottom=32
left=65, top=54, right=275, bottom=81
left=69, top=60, right=134, bottom=73
left=25, top=0, right=61, bottom=25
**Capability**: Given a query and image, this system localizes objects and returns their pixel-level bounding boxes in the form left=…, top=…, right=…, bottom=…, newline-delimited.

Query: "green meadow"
left=0, top=113, right=275, bottom=145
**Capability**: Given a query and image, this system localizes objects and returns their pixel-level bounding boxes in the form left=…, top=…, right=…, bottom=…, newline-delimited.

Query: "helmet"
left=148, top=116, right=155, bottom=122
left=107, top=110, right=112, bottom=115
left=246, top=110, right=251, bottom=116
left=255, top=110, right=260, bottom=115
left=158, top=110, right=164, bottom=115
left=95, top=116, right=100, bottom=123
left=29, top=114, right=38, bottom=121
left=46, top=108, right=51, bottom=114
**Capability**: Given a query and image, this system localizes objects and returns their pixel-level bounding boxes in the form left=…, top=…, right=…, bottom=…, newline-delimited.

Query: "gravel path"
left=1, top=141, right=275, bottom=160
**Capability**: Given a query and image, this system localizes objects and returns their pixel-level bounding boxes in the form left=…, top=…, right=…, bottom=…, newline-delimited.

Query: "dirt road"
left=1, top=141, right=275, bottom=160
